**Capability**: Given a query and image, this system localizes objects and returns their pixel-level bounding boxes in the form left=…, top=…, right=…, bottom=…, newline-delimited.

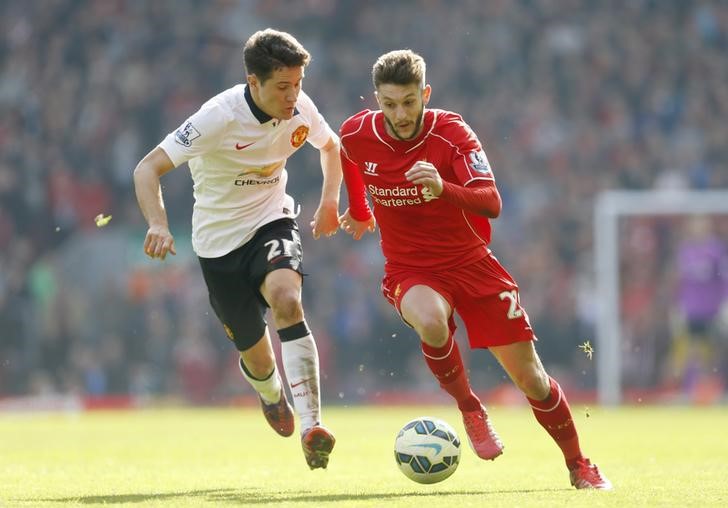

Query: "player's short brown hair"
left=372, top=49, right=426, bottom=89
left=243, top=29, right=310, bottom=83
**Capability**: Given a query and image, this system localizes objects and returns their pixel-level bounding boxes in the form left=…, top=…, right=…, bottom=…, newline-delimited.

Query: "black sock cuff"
left=278, top=321, right=311, bottom=342
left=239, top=357, right=274, bottom=381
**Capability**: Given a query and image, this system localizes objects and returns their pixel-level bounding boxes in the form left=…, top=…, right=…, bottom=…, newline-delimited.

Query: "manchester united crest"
left=290, top=125, right=309, bottom=148
left=223, top=324, right=235, bottom=341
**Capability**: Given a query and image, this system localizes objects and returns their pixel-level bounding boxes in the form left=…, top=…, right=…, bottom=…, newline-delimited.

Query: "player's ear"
left=374, top=90, right=381, bottom=108
left=422, top=84, right=432, bottom=105
left=247, top=74, right=258, bottom=90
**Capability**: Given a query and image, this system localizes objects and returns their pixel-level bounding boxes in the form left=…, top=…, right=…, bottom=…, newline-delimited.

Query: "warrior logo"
left=364, top=161, right=378, bottom=176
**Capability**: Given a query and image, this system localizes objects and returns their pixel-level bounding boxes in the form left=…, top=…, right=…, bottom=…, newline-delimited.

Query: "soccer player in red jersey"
left=338, top=49, right=612, bottom=490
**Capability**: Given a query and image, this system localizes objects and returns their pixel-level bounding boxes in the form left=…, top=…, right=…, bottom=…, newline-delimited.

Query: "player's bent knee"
left=268, top=289, right=303, bottom=319
left=416, top=321, right=450, bottom=348
left=417, top=327, right=449, bottom=347
left=240, top=353, right=276, bottom=380
left=419, top=335, right=449, bottom=348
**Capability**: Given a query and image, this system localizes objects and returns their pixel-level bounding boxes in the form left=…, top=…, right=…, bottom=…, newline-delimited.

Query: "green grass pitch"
left=1, top=405, right=727, bottom=507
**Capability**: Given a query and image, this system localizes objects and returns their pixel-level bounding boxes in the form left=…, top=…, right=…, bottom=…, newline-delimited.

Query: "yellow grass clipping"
left=578, top=340, right=594, bottom=360
left=94, top=214, right=112, bottom=227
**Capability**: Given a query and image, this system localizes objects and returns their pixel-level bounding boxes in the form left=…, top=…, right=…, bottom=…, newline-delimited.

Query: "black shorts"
left=198, top=218, right=304, bottom=351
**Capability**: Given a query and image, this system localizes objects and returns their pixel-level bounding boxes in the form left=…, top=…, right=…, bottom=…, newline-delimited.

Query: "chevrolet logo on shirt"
left=234, top=175, right=281, bottom=186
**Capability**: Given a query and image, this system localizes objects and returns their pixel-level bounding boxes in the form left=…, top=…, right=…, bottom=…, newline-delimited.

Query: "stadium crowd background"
left=1, top=0, right=727, bottom=405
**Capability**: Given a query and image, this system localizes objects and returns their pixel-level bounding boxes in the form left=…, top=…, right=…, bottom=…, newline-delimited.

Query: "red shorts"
left=381, top=252, right=535, bottom=349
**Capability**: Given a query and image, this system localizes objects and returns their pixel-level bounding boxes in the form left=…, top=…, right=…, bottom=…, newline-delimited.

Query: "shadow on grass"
left=35, top=487, right=570, bottom=505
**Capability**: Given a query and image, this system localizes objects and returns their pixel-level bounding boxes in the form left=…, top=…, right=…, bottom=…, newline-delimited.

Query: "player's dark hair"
left=243, top=28, right=310, bottom=84
left=372, top=49, right=426, bottom=89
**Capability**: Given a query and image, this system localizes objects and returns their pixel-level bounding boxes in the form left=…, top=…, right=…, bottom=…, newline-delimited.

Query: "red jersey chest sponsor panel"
left=341, top=109, right=493, bottom=271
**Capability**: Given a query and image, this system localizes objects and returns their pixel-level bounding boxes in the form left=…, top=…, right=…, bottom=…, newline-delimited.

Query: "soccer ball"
left=394, top=416, right=461, bottom=484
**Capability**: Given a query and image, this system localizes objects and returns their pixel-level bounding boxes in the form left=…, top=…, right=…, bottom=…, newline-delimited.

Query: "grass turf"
left=1, top=405, right=727, bottom=507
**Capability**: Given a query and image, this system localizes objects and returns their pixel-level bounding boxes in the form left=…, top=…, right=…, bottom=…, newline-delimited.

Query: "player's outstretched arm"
left=311, top=136, right=342, bottom=239
left=133, top=147, right=177, bottom=260
left=338, top=208, right=376, bottom=240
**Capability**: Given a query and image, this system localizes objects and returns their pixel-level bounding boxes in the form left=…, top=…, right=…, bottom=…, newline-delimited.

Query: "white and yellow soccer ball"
left=394, top=416, right=461, bottom=484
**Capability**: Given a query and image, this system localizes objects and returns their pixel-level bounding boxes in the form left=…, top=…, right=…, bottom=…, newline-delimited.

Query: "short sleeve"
left=442, top=115, right=494, bottom=186
left=158, top=102, right=231, bottom=167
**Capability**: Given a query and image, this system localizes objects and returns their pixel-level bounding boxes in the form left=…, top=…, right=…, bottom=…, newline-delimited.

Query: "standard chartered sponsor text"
left=368, top=184, right=422, bottom=207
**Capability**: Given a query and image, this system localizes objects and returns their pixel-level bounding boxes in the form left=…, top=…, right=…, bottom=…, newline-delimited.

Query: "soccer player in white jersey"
left=133, top=29, right=339, bottom=469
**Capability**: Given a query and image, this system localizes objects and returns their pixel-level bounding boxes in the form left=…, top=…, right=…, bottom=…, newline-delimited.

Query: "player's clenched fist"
left=404, top=161, right=443, bottom=197
left=144, top=224, right=177, bottom=260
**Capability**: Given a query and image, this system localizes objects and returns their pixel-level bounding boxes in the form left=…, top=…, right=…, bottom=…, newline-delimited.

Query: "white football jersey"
left=159, top=84, right=336, bottom=258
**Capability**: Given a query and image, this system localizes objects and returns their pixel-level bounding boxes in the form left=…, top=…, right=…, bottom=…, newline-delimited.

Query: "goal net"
left=594, top=190, right=728, bottom=405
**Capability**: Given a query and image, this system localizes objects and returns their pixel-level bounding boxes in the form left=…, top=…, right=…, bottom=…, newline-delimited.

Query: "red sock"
left=421, top=334, right=480, bottom=412
left=527, top=376, right=584, bottom=468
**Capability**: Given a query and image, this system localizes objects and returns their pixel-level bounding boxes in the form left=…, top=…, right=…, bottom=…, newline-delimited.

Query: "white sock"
left=238, top=358, right=282, bottom=405
left=280, top=334, right=321, bottom=431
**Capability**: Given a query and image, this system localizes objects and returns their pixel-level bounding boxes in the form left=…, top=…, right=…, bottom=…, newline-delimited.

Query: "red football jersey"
left=340, top=108, right=496, bottom=271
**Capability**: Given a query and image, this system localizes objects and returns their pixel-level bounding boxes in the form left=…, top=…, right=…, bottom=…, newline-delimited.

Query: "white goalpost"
left=594, top=189, right=728, bottom=405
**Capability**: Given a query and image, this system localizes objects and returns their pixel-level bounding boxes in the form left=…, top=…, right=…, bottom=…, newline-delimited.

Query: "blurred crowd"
left=1, top=0, right=727, bottom=404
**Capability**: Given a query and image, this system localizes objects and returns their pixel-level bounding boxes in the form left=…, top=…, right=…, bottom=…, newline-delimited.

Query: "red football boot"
left=259, top=389, right=294, bottom=437
left=301, top=425, right=336, bottom=469
left=461, top=404, right=504, bottom=460
left=569, top=458, right=613, bottom=490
